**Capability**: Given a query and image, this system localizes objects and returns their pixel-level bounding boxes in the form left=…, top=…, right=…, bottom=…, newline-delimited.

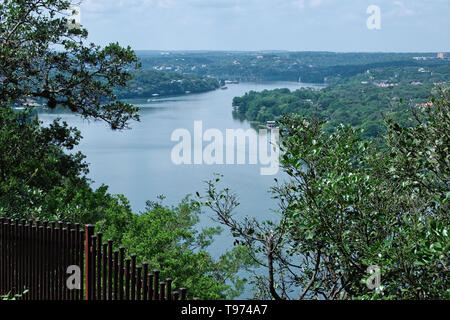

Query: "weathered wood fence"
left=0, top=218, right=187, bottom=300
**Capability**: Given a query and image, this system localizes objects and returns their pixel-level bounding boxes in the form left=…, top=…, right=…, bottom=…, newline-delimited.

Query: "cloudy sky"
left=77, top=0, right=449, bottom=52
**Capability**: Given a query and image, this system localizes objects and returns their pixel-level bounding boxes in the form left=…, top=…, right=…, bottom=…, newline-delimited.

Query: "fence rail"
left=0, top=218, right=187, bottom=300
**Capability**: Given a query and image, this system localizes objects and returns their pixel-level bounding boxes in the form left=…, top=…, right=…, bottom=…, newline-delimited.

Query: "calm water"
left=38, top=81, right=323, bottom=297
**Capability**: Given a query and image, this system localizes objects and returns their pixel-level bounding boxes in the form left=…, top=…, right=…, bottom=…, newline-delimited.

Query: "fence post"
left=0, top=217, right=4, bottom=296
left=84, top=225, right=95, bottom=300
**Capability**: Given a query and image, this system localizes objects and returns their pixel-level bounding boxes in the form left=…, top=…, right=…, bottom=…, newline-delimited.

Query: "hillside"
left=232, top=61, right=450, bottom=138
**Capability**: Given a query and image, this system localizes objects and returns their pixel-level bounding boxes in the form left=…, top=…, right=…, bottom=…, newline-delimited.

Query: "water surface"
left=39, top=82, right=323, bottom=297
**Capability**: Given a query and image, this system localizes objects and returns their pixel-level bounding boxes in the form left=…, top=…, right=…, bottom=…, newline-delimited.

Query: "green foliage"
left=276, top=89, right=449, bottom=299
left=0, top=0, right=143, bottom=222
left=201, top=89, right=449, bottom=300
left=138, top=51, right=436, bottom=82
left=95, top=197, right=254, bottom=299
left=232, top=62, right=449, bottom=139
left=385, top=87, right=449, bottom=217
left=1, top=288, right=29, bottom=301
left=0, top=0, right=140, bottom=130
left=0, top=106, right=132, bottom=224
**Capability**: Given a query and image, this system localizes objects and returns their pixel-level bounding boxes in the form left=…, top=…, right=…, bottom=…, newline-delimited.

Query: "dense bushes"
left=201, top=89, right=449, bottom=299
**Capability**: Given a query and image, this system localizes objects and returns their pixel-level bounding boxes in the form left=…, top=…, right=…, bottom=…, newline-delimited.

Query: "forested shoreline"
left=114, top=70, right=220, bottom=99
left=232, top=61, right=449, bottom=138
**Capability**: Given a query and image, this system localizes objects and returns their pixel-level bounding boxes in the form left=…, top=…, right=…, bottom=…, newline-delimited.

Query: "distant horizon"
left=132, top=50, right=449, bottom=54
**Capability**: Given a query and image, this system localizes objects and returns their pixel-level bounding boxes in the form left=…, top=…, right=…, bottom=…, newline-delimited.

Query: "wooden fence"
left=0, top=218, right=187, bottom=300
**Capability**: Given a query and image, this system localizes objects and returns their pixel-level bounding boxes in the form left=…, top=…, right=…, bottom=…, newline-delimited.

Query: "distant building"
left=417, top=101, right=434, bottom=109
left=374, top=82, right=398, bottom=88
left=266, top=121, right=277, bottom=129
left=23, top=98, right=40, bottom=107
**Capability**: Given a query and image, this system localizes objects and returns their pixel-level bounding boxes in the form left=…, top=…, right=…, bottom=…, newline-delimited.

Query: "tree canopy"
left=1, top=0, right=140, bottom=129
left=199, top=88, right=449, bottom=300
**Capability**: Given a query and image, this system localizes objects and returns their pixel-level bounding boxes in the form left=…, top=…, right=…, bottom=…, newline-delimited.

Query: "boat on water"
left=224, top=80, right=239, bottom=84
left=261, top=120, right=279, bottom=130
left=266, top=121, right=277, bottom=128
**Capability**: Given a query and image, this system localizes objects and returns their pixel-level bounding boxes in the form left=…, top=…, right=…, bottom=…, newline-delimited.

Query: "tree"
left=1, top=0, right=140, bottom=130
left=0, top=106, right=134, bottom=224
left=0, top=0, right=142, bottom=221
left=199, top=88, right=449, bottom=300
left=95, top=196, right=254, bottom=300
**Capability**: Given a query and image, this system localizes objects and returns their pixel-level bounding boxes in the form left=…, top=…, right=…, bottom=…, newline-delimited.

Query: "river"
left=38, top=81, right=324, bottom=298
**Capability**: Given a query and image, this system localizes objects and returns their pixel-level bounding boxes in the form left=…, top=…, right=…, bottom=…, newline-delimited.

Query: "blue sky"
left=77, top=0, right=449, bottom=52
